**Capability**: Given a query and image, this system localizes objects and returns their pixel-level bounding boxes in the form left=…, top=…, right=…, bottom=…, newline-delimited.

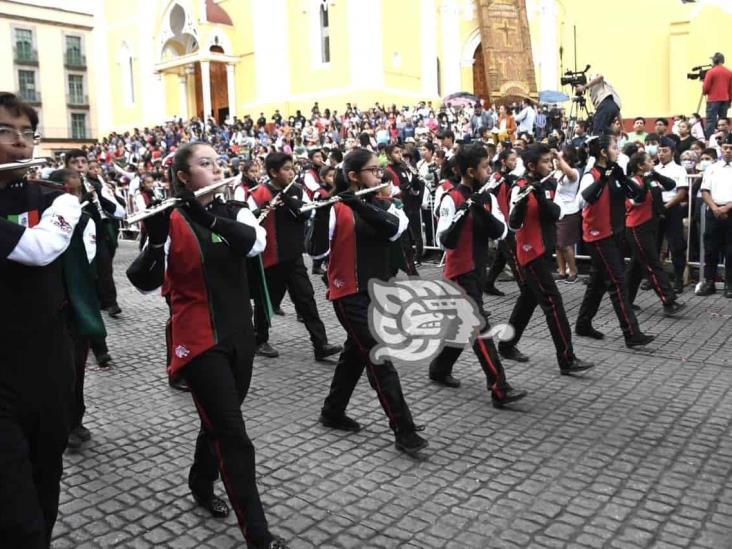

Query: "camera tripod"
left=566, top=92, right=594, bottom=136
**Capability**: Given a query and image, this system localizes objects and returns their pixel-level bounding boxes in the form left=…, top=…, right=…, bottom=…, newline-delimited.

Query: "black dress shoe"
left=663, top=301, right=686, bottom=317
left=491, top=387, right=528, bottom=409
left=67, top=431, right=82, bottom=450
left=725, top=286, right=732, bottom=298
left=75, top=425, right=91, bottom=442
left=576, top=324, right=605, bottom=340
left=311, top=266, right=325, bottom=275
left=319, top=413, right=362, bottom=432
left=256, top=342, right=279, bottom=358
left=192, top=492, right=230, bottom=518
left=394, top=431, right=428, bottom=456
left=247, top=535, right=289, bottom=549
left=673, top=281, right=684, bottom=294
left=696, top=280, right=716, bottom=296
left=484, top=284, right=506, bottom=296
left=107, top=304, right=122, bottom=318
left=625, top=333, right=655, bottom=348
left=640, top=280, right=652, bottom=291
left=631, top=303, right=641, bottom=311
left=95, top=353, right=112, bottom=367
left=429, top=374, right=461, bottom=388
left=273, top=307, right=285, bottom=316
left=296, top=314, right=304, bottom=323
left=169, top=376, right=190, bottom=392
left=498, top=345, right=529, bottom=362
left=560, top=358, right=595, bottom=375
left=314, top=343, right=342, bottom=361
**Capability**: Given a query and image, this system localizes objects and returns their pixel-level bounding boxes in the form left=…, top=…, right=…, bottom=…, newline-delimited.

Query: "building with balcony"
left=0, top=0, right=96, bottom=154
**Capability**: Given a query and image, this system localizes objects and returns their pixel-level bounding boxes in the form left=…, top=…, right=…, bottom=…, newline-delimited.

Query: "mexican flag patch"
left=5, top=210, right=40, bottom=228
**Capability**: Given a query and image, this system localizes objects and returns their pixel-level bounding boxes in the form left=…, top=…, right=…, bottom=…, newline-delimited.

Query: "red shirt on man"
left=703, top=64, right=732, bottom=102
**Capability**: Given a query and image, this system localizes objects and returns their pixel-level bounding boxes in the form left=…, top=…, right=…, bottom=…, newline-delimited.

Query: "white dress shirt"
left=655, top=161, right=688, bottom=203
left=700, top=160, right=732, bottom=204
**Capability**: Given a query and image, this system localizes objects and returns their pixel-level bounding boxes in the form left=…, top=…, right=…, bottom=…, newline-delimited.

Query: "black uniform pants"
left=703, top=209, right=732, bottom=283
left=69, top=330, right=90, bottom=430
left=577, top=237, right=641, bottom=339
left=253, top=256, right=328, bottom=349
left=428, top=271, right=510, bottom=396
left=422, top=208, right=435, bottom=248
left=486, top=236, right=518, bottom=287
left=503, top=254, right=575, bottom=368
left=0, top=316, right=75, bottom=549
left=182, top=332, right=272, bottom=547
left=95, top=235, right=118, bottom=309
left=626, top=221, right=676, bottom=306
left=323, top=292, right=417, bottom=434
left=405, top=207, right=424, bottom=260
left=657, top=204, right=687, bottom=277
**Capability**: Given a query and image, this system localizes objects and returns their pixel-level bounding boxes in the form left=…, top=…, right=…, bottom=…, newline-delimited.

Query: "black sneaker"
left=564, top=274, right=578, bottom=284
left=319, top=413, right=362, bottom=432
left=498, top=345, right=529, bottom=362
left=725, top=285, right=732, bottom=299
left=429, top=374, right=461, bottom=388
left=484, top=284, right=506, bottom=296
left=75, top=425, right=91, bottom=442
left=575, top=324, right=605, bottom=340
left=625, top=333, right=655, bottom=348
left=107, top=305, right=122, bottom=318
left=67, top=431, right=82, bottom=450
left=96, top=353, right=112, bottom=367
left=169, top=377, right=190, bottom=392
left=314, top=343, right=342, bottom=361
left=560, top=358, right=595, bottom=375
left=640, top=280, right=652, bottom=291
left=312, top=266, right=325, bottom=275
left=273, top=308, right=285, bottom=316
left=696, top=280, right=716, bottom=296
left=491, top=386, right=528, bottom=409
left=247, top=536, right=289, bottom=549
left=192, top=492, right=230, bottom=518
left=394, top=431, right=429, bottom=456
left=256, top=342, right=279, bottom=358
left=631, top=303, right=641, bottom=311
left=663, top=301, right=686, bottom=317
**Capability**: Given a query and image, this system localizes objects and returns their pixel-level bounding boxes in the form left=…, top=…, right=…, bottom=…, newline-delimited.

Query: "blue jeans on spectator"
left=592, top=96, right=620, bottom=136
left=705, top=100, right=730, bottom=139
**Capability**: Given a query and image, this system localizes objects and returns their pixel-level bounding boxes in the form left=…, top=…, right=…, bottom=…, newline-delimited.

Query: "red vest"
left=491, top=173, right=512, bottom=218
left=162, top=211, right=217, bottom=376
left=327, top=202, right=359, bottom=300
left=249, top=185, right=277, bottom=268
left=514, top=179, right=548, bottom=267
left=443, top=189, right=475, bottom=280
left=625, top=175, right=653, bottom=228
left=581, top=167, right=613, bottom=243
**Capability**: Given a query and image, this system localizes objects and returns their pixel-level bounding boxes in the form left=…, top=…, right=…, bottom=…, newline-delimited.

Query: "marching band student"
left=309, top=148, right=428, bottom=457
left=65, top=150, right=126, bottom=319
left=310, top=164, right=336, bottom=275
left=0, top=92, right=82, bottom=548
left=624, top=151, right=686, bottom=314
left=135, top=173, right=159, bottom=250
left=484, top=147, right=519, bottom=296
left=698, top=134, right=732, bottom=297
left=430, top=143, right=528, bottom=408
left=48, top=168, right=108, bottom=450
left=126, top=142, right=288, bottom=549
left=575, top=136, right=655, bottom=347
left=500, top=144, right=594, bottom=374
left=247, top=152, right=341, bottom=360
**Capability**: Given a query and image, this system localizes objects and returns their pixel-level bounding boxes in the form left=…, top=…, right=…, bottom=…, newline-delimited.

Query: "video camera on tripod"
left=687, top=64, right=712, bottom=81
left=561, top=64, right=591, bottom=88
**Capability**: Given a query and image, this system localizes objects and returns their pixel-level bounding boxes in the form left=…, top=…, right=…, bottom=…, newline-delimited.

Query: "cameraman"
left=575, top=73, right=622, bottom=136
left=703, top=52, right=732, bottom=139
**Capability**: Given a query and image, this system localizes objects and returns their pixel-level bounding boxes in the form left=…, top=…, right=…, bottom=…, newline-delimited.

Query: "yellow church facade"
left=94, top=0, right=732, bottom=135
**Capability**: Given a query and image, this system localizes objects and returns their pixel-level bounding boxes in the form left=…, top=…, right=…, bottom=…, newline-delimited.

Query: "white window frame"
left=70, top=112, right=88, bottom=140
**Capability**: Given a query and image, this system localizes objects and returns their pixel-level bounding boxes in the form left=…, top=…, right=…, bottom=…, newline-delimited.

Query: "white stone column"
left=539, top=0, right=559, bottom=91
left=420, top=0, right=438, bottom=97
left=200, top=60, right=212, bottom=120
left=226, top=63, right=236, bottom=118
left=178, top=73, right=188, bottom=118
left=440, top=0, right=461, bottom=95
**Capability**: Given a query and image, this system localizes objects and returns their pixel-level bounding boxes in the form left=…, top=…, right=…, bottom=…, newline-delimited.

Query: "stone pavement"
left=54, top=241, right=732, bottom=549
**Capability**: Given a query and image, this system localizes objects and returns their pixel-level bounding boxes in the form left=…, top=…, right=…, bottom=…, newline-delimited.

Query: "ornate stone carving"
left=474, top=0, right=538, bottom=102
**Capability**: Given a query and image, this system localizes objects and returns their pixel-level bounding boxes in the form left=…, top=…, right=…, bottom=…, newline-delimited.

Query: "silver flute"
left=256, top=180, right=297, bottom=222
left=299, top=182, right=390, bottom=213
left=0, top=157, right=50, bottom=172
left=127, top=175, right=240, bottom=224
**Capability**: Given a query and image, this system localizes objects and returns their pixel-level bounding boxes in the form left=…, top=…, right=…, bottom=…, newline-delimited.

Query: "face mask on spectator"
left=646, top=145, right=658, bottom=157
left=699, top=160, right=712, bottom=171
left=681, top=160, right=696, bottom=171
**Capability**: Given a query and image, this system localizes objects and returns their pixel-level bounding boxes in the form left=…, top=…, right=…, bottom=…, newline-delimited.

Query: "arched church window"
left=319, top=2, right=330, bottom=64
left=119, top=42, right=134, bottom=105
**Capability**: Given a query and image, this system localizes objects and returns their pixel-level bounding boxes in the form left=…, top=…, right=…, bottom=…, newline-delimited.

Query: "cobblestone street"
left=54, top=241, right=732, bottom=549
